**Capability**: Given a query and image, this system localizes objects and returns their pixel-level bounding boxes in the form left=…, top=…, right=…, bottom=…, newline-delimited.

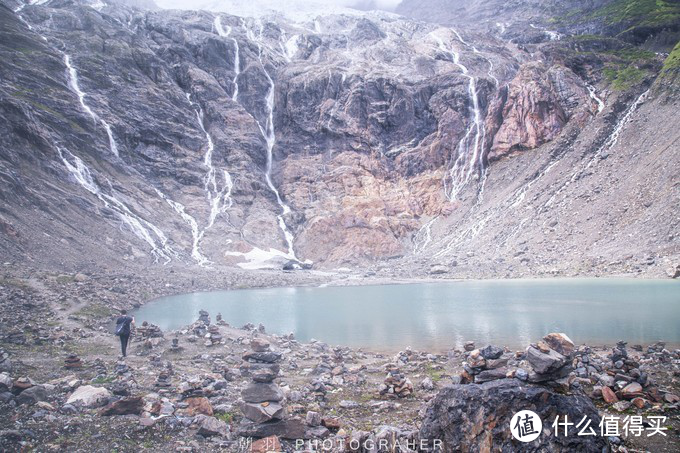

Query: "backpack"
left=115, top=317, right=130, bottom=336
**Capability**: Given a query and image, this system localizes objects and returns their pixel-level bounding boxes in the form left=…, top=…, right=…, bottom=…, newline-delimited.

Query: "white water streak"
left=154, top=188, right=208, bottom=266
left=245, top=19, right=298, bottom=260
left=63, top=54, right=119, bottom=157
left=57, top=147, right=176, bottom=263
left=214, top=16, right=240, bottom=101
left=185, top=93, right=235, bottom=260
left=431, top=32, right=486, bottom=201
left=587, top=84, right=605, bottom=114
left=544, top=90, right=648, bottom=208
left=413, top=216, right=438, bottom=253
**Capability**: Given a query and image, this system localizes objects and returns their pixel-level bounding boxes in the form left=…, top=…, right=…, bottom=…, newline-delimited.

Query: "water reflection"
left=133, top=279, right=680, bottom=351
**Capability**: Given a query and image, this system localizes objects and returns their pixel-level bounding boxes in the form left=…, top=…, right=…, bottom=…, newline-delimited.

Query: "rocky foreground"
left=0, top=269, right=679, bottom=452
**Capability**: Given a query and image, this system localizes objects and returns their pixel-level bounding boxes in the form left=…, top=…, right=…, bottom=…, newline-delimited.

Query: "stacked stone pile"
left=461, top=345, right=511, bottom=384
left=205, top=325, right=222, bottom=347
left=380, top=365, right=414, bottom=398
left=64, top=354, right=83, bottom=369
left=238, top=338, right=304, bottom=439
left=137, top=321, right=163, bottom=339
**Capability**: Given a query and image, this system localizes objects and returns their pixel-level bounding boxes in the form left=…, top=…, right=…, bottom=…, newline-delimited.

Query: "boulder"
left=195, top=415, right=228, bottom=437
left=601, top=386, right=618, bottom=404
left=238, top=418, right=306, bottom=440
left=66, top=386, right=111, bottom=408
left=252, top=368, right=278, bottom=384
left=542, top=333, right=575, bottom=357
left=184, top=397, right=214, bottom=416
left=242, top=383, right=284, bottom=403
left=479, top=345, right=504, bottom=360
left=420, top=379, right=608, bottom=452
left=525, top=345, right=567, bottom=374
left=99, top=396, right=144, bottom=416
left=243, top=351, right=283, bottom=363
left=621, top=382, right=643, bottom=399
left=474, top=367, right=508, bottom=383
left=0, top=373, right=12, bottom=392
left=16, top=385, right=48, bottom=405
left=240, top=402, right=285, bottom=423
left=306, top=411, right=322, bottom=427
left=250, top=338, right=271, bottom=352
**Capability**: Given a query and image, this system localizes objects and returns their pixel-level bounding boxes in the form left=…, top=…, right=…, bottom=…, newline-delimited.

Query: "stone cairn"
left=189, top=310, right=211, bottom=340
left=239, top=338, right=303, bottom=438
left=93, top=358, right=107, bottom=378
left=205, top=325, right=222, bottom=347
left=169, top=338, right=183, bottom=353
left=380, top=364, right=414, bottom=398
left=0, top=349, right=11, bottom=373
left=457, top=334, right=575, bottom=388
left=215, top=313, right=228, bottom=326
left=137, top=321, right=163, bottom=340
left=522, top=332, right=575, bottom=388
left=64, top=354, right=83, bottom=370
left=155, top=371, right=172, bottom=391
left=461, top=345, right=510, bottom=384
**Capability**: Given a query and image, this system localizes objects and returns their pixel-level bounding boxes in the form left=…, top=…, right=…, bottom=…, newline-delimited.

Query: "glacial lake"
left=133, top=279, right=680, bottom=352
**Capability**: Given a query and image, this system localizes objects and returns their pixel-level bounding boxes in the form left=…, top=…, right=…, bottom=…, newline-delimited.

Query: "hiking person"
left=115, top=309, right=134, bottom=357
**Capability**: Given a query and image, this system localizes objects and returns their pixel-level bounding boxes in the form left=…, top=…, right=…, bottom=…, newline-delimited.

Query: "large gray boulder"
left=526, top=345, right=567, bottom=374
left=66, top=385, right=111, bottom=408
left=419, top=379, right=609, bottom=452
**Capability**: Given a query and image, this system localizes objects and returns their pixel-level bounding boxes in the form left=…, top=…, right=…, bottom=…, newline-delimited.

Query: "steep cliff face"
left=0, top=0, right=677, bottom=276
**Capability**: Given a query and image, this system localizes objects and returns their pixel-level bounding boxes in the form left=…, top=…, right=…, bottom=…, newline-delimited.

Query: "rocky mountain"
left=0, top=0, right=678, bottom=277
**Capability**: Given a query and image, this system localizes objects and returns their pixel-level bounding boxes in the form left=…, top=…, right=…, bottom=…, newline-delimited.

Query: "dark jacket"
left=115, top=315, right=133, bottom=336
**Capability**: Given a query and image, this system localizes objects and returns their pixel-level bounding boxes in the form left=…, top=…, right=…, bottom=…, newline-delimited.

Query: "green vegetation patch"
left=660, top=41, right=680, bottom=78
left=593, top=0, right=680, bottom=26
left=604, top=66, right=648, bottom=90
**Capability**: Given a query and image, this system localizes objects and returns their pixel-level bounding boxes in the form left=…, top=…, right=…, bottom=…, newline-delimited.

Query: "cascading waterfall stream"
left=432, top=89, right=648, bottom=258
left=154, top=188, right=208, bottom=266
left=430, top=32, right=486, bottom=202
left=413, top=216, right=438, bottom=253
left=214, top=16, right=241, bottom=101
left=543, top=90, right=649, bottom=209
left=185, top=93, right=234, bottom=230
left=586, top=84, right=605, bottom=113
left=244, top=19, right=298, bottom=260
left=63, top=54, right=119, bottom=157
left=17, top=5, right=179, bottom=263
left=57, top=147, right=176, bottom=263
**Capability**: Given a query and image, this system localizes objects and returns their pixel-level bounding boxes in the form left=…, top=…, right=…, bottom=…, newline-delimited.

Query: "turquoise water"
left=133, top=279, right=680, bottom=351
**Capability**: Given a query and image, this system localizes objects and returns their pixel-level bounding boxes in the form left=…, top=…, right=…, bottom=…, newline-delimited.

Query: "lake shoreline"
left=1, top=265, right=679, bottom=451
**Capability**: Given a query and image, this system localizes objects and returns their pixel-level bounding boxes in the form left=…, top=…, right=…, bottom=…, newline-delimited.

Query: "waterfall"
left=529, top=23, right=562, bottom=41
left=57, top=147, right=176, bottom=263
left=431, top=32, right=486, bottom=201
left=154, top=189, right=208, bottom=266
left=183, top=93, right=235, bottom=263
left=544, top=90, right=648, bottom=208
left=413, top=216, right=438, bottom=253
left=63, top=54, right=119, bottom=157
left=244, top=19, right=298, bottom=260
left=214, top=16, right=241, bottom=101
left=586, top=84, right=605, bottom=114
left=186, top=93, right=234, bottom=229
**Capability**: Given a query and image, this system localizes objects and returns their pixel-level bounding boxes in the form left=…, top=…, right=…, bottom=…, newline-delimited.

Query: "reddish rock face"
left=485, top=63, right=591, bottom=161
